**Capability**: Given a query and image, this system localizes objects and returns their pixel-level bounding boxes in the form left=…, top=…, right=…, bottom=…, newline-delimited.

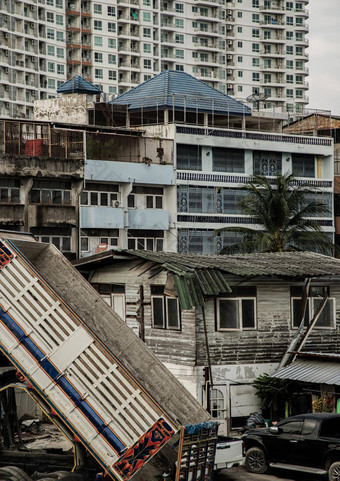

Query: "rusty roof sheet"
left=273, top=359, right=340, bottom=386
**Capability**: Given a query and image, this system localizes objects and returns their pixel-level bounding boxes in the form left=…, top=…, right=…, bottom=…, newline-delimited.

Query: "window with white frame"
left=217, top=287, right=256, bottom=331
left=108, top=6, right=116, bottom=16
left=56, top=14, right=63, bottom=25
left=151, top=286, right=180, bottom=330
left=80, top=229, right=119, bottom=253
left=93, top=3, right=102, bottom=14
left=127, top=230, right=164, bottom=251
left=46, top=12, right=54, bottom=22
left=80, top=183, right=119, bottom=207
left=127, top=185, right=163, bottom=209
left=95, top=284, right=125, bottom=321
left=108, top=22, right=116, bottom=32
left=32, top=227, right=72, bottom=253
left=291, top=286, right=335, bottom=329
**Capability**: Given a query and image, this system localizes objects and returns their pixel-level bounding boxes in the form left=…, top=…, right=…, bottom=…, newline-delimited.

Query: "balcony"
left=81, top=206, right=124, bottom=229
left=30, top=205, right=77, bottom=227
left=128, top=209, right=169, bottom=230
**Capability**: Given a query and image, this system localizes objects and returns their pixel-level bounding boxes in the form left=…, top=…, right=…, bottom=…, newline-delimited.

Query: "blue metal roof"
left=110, top=71, right=250, bottom=116
left=57, top=76, right=102, bottom=95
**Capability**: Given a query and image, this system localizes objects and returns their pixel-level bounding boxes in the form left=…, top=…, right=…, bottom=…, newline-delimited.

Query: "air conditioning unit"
left=227, top=40, right=233, bottom=45
left=227, top=54, right=233, bottom=59
left=30, top=23, right=34, bottom=28
left=227, top=25, right=232, bottom=30
left=31, top=39, right=35, bottom=45
left=4, top=16, right=8, bottom=22
left=227, top=69, right=232, bottom=74
left=5, top=67, right=9, bottom=73
left=5, top=51, right=8, bottom=56
left=5, top=85, right=9, bottom=90
left=30, top=5, right=34, bottom=10
left=113, top=200, right=120, bottom=208
left=5, top=103, right=10, bottom=108
left=32, top=91, right=36, bottom=97
left=227, top=83, right=233, bottom=88
left=31, top=56, right=35, bottom=62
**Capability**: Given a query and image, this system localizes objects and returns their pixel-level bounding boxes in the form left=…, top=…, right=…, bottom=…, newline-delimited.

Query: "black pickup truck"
left=242, top=413, right=340, bottom=481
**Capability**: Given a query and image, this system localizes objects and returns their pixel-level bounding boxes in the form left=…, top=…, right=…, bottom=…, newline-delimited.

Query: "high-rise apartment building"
left=0, top=0, right=309, bottom=119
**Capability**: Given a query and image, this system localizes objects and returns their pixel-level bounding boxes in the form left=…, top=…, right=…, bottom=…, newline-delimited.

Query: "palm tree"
left=216, top=173, right=337, bottom=255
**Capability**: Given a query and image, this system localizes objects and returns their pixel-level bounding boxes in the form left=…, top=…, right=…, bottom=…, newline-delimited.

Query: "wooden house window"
left=291, top=286, right=335, bottom=329
left=151, top=286, right=180, bottom=330
left=216, top=288, right=256, bottom=331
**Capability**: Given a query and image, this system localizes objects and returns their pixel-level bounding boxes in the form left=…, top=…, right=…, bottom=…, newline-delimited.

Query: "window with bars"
left=177, top=144, right=202, bottom=170
left=212, top=147, right=245, bottom=173
left=253, top=151, right=282, bottom=176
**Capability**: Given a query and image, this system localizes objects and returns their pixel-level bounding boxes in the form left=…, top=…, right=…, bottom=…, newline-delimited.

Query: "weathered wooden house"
left=73, top=250, right=340, bottom=434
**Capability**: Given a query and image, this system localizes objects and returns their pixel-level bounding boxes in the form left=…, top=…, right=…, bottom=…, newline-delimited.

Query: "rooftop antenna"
left=246, top=93, right=269, bottom=131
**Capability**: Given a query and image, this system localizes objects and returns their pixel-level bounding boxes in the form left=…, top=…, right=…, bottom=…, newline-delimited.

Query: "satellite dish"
left=246, top=93, right=269, bottom=103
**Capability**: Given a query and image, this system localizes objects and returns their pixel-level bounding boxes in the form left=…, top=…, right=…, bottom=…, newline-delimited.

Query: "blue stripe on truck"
left=0, top=306, right=126, bottom=455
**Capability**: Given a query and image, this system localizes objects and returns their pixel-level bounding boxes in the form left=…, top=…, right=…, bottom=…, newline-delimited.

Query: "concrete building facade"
left=0, top=0, right=309, bottom=119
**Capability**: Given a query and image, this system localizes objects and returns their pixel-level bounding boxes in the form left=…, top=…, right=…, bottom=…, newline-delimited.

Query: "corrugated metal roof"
left=273, top=359, right=340, bottom=385
left=57, top=76, right=102, bottom=95
left=109, top=70, right=250, bottom=116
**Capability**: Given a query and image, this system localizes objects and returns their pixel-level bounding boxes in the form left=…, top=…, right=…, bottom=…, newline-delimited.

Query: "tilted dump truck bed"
left=0, top=237, right=213, bottom=481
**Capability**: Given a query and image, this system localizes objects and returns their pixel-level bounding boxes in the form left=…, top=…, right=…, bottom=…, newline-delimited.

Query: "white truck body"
left=214, top=437, right=244, bottom=471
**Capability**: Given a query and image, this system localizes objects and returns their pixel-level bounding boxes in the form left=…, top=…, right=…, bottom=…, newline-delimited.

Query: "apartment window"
left=286, top=60, right=293, bottom=69
left=48, top=62, right=55, bottom=73
left=252, top=28, right=259, bottom=38
left=252, top=43, right=259, bottom=53
left=217, top=287, right=256, bottom=331
left=200, top=53, right=208, bottom=62
left=175, top=3, right=184, bottom=12
left=296, top=32, right=303, bottom=41
left=127, top=186, right=163, bottom=210
left=80, top=186, right=119, bottom=207
left=286, top=1, right=293, bottom=10
left=151, top=286, right=180, bottom=330
left=175, top=34, right=184, bottom=44
left=264, top=73, right=271, bottom=83
left=252, top=72, right=260, bottom=82
left=56, top=32, right=64, bottom=41
left=296, top=89, right=303, bottom=99
left=56, top=14, right=63, bottom=25
left=176, top=49, right=184, bottom=59
left=264, top=58, right=271, bottom=69
left=143, top=11, right=151, bottom=21
left=296, top=60, right=304, bottom=70
left=93, top=4, right=102, bottom=14
left=296, top=17, right=303, bottom=26
left=57, top=64, right=64, bottom=75
left=292, top=153, right=315, bottom=178
left=264, top=44, right=271, bottom=54
left=108, top=54, right=116, bottom=64
left=144, top=59, right=152, bottom=69
left=46, top=12, right=54, bottom=22
left=108, top=70, right=117, bottom=81
left=57, top=48, right=64, bottom=58
left=286, top=88, right=293, bottom=98
left=252, top=0, right=259, bottom=6
left=237, top=56, right=243, bottom=63
left=175, top=18, right=184, bottom=28
left=48, top=79, right=55, bottom=89
left=264, top=87, right=271, bottom=97
left=108, top=22, right=116, bottom=32
left=143, top=27, right=151, bottom=37
left=0, top=179, right=20, bottom=204
left=286, top=31, right=293, bottom=40
left=143, top=43, right=151, bottom=53
left=94, top=36, right=102, bottom=47
left=238, top=71, right=243, bottom=77
left=127, top=230, right=163, bottom=251
left=47, top=45, right=55, bottom=56
left=56, top=0, right=63, bottom=8
left=36, top=234, right=71, bottom=253
left=238, top=86, right=243, bottom=92
left=47, top=28, right=54, bottom=39
left=286, top=45, right=293, bottom=55
left=238, top=41, right=243, bottom=48
left=94, top=68, right=103, bottom=79
left=238, top=26, right=242, bottom=33
left=252, top=13, right=259, bottom=22
left=108, top=6, right=116, bottom=16
left=94, top=52, right=103, bottom=63
left=296, top=2, right=303, bottom=11
left=108, top=38, right=116, bottom=49
left=212, top=148, right=245, bottom=173
left=143, top=0, right=151, bottom=4
left=254, top=151, right=281, bottom=176
left=94, top=20, right=102, bottom=30
left=296, top=46, right=303, bottom=55
left=286, top=16, right=293, bottom=25
left=30, top=180, right=71, bottom=206
left=177, top=144, right=202, bottom=170
left=296, top=75, right=303, bottom=84
left=291, top=286, right=335, bottom=329
left=286, top=74, right=293, bottom=83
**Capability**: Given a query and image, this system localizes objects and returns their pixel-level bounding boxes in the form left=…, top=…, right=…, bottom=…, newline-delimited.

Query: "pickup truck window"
left=302, top=419, right=317, bottom=435
left=320, top=418, right=340, bottom=437
left=280, top=420, right=302, bottom=434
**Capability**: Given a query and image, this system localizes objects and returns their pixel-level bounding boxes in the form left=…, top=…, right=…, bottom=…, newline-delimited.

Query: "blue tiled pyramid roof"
left=57, top=76, right=102, bottom=95
left=110, top=71, right=250, bottom=116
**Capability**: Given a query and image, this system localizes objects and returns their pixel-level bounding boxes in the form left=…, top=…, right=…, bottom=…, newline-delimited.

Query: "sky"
left=308, top=0, right=340, bottom=114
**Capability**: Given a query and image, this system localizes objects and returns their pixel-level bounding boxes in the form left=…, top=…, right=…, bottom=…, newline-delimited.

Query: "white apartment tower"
left=0, top=0, right=309, bottom=119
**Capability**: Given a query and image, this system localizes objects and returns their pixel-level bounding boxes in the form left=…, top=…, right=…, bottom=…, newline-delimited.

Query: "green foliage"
left=253, top=374, right=300, bottom=418
left=216, top=173, right=338, bottom=255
